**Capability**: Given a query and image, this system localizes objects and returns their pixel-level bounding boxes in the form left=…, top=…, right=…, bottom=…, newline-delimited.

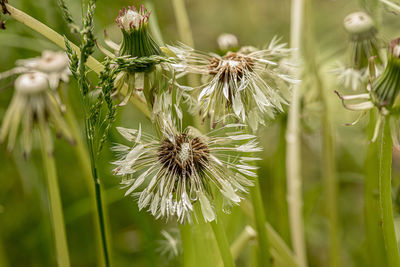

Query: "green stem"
left=62, top=87, right=106, bottom=267
left=250, top=180, right=271, bottom=267
left=240, top=201, right=298, bottom=267
left=210, top=221, right=235, bottom=267
left=39, top=127, right=70, bottom=267
left=144, top=0, right=164, bottom=45
left=379, top=117, right=400, bottom=267
left=287, top=0, right=307, bottom=266
left=5, top=3, right=150, bottom=118
left=179, top=224, right=197, bottom=267
left=171, top=0, right=194, bottom=47
left=230, top=226, right=256, bottom=260
left=380, top=0, right=400, bottom=12
left=365, top=111, right=388, bottom=266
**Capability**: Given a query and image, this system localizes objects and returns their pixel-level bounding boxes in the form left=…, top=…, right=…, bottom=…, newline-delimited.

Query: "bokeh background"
left=1, top=0, right=400, bottom=266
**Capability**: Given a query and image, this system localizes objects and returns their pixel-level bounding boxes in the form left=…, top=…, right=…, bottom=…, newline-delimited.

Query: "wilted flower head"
left=217, top=33, right=239, bottom=52
left=0, top=50, right=71, bottom=90
left=169, top=37, right=294, bottom=130
left=343, top=11, right=383, bottom=69
left=0, top=72, right=74, bottom=156
left=112, top=114, right=260, bottom=223
left=336, top=38, right=400, bottom=145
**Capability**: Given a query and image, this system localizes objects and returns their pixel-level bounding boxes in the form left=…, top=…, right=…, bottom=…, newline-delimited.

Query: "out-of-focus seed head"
left=217, top=33, right=239, bottom=52
left=15, top=72, right=49, bottom=94
left=343, top=11, right=375, bottom=37
left=35, top=51, right=69, bottom=73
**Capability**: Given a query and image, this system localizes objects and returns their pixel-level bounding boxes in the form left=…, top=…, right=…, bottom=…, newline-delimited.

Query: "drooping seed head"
left=343, top=11, right=375, bottom=37
left=15, top=72, right=49, bottom=94
left=217, top=33, right=239, bottom=51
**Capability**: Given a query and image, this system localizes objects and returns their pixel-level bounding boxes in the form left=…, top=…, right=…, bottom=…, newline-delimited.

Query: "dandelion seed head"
left=217, top=33, right=239, bottom=51
left=15, top=72, right=48, bottom=94
left=113, top=116, right=259, bottom=223
left=344, top=11, right=375, bottom=36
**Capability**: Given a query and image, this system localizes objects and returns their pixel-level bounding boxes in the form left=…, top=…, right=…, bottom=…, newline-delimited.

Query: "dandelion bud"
left=343, top=11, right=382, bottom=69
left=372, top=38, right=400, bottom=108
left=217, top=33, right=239, bottom=52
left=116, top=5, right=161, bottom=71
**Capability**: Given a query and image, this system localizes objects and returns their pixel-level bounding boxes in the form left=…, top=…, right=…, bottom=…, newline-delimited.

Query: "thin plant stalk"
left=210, top=221, right=235, bottom=267
left=241, top=201, right=298, bottom=267
left=144, top=0, right=164, bottom=45
left=250, top=179, right=272, bottom=267
left=303, top=1, right=340, bottom=260
left=378, top=118, right=400, bottom=267
left=4, top=3, right=150, bottom=118
left=230, top=226, right=256, bottom=261
left=171, top=0, right=194, bottom=47
left=39, top=126, right=70, bottom=267
left=286, top=0, right=307, bottom=266
left=380, top=0, right=400, bottom=12
left=62, top=85, right=107, bottom=267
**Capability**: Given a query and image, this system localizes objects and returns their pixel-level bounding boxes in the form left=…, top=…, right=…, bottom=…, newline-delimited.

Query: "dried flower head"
left=168, top=37, right=295, bottom=130
left=336, top=38, right=400, bottom=145
left=112, top=114, right=260, bottom=223
left=0, top=72, right=74, bottom=156
left=14, top=50, right=71, bottom=90
left=343, top=11, right=383, bottom=69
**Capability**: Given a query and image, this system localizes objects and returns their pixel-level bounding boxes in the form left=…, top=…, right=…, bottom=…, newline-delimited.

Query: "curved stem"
left=379, top=117, right=400, bottom=267
left=286, top=0, right=307, bottom=266
left=4, top=3, right=150, bottom=118
left=39, top=127, right=70, bottom=267
left=210, top=220, right=235, bottom=267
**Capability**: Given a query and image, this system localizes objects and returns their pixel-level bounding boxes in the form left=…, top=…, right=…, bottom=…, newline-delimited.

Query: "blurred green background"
left=1, top=0, right=400, bottom=266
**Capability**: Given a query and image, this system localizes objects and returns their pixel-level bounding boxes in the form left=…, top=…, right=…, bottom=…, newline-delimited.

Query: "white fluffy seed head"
left=15, top=72, right=48, bottom=94
left=36, top=51, right=69, bottom=73
left=343, top=11, right=375, bottom=35
left=217, top=33, right=238, bottom=51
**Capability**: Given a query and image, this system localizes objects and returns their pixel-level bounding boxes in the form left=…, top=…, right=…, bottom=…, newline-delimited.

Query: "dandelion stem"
left=230, top=226, right=256, bottom=260
left=380, top=0, right=400, bottom=12
left=179, top=224, right=197, bottom=267
left=171, top=0, right=194, bottom=47
left=286, top=0, right=307, bottom=266
left=62, top=86, right=106, bottom=267
left=378, top=117, right=400, bottom=267
left=210, top=221, right=235, bottom=267
left=4, top=3, right=150, bottom=119
left=39, top=126, right=70, bottom=267
left=364, top=111, right=388, bottom=266
left=250, top=179, right=272, bottom=267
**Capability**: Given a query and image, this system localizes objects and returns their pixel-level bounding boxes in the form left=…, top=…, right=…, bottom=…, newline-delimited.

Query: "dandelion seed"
left=0, top=72, right=74, bottom=156
left=112, top=114, right=260, bottom=223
